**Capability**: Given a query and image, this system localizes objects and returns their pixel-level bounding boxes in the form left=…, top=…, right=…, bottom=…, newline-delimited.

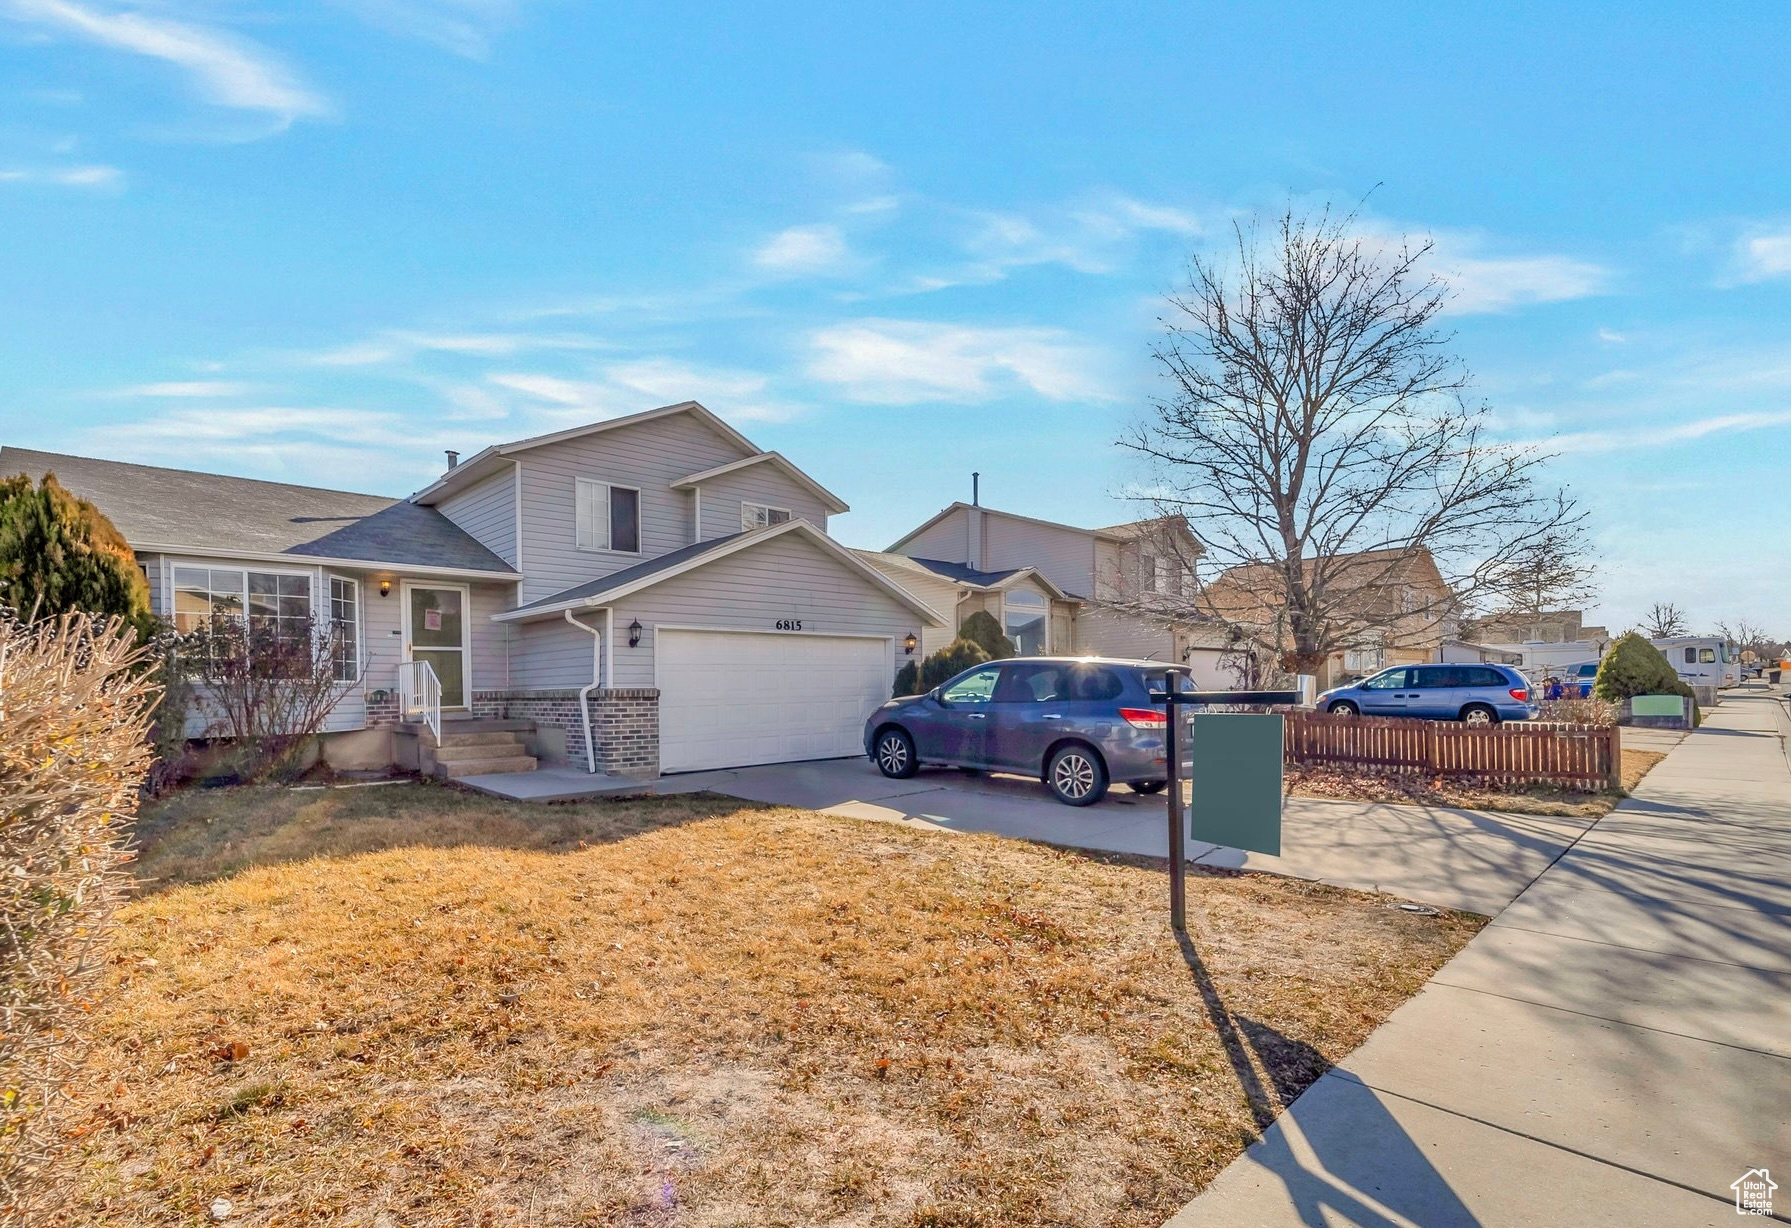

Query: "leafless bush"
left=1539, top=695, right=1617, bottom=727
left=0, top=612, right=156, bottom=1224
left=179, top=614, right=351, bottom=782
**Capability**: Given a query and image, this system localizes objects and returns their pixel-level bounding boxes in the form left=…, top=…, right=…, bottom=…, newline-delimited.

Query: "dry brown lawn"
left=72, top=783, right=1480, bottom=1227
left=1288, top=747, right=1667, bottom=818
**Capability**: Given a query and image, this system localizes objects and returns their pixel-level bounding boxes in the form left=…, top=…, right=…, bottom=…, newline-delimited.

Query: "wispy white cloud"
left=1734, top=228, right=1791, bottom=283
left=1427, top=239, right=1608, bottom=314
left=1523, top=408, right=1791, bottom=455
left=325, top=0, right=520, bottom=59
left=0, top=162, right=121, bottom=188
left=115, top=379, right=251, bottom=397
left=5, top=0, right=329, bottom=124
left=752, top=223, right=853, bottom=277
left=303, top=329, right=609, bottom=366
left=491, top=357, right=798, bottom=423
left=807, top=319, right=1110, bottom=404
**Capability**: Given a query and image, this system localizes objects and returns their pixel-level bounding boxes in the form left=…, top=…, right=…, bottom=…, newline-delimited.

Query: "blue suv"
left=864, top=657, right=1190, bottom=806
left=1318, top=663, right=1536, bottom=725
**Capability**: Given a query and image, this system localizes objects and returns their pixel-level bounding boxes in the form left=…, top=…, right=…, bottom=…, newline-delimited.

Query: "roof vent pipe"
left=445, top=450, right=459, bottom=469
left=972, top=471, right=980, bottom=506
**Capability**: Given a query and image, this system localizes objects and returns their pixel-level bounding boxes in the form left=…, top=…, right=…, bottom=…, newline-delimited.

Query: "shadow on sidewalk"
left=1179, top=932, right=1482, bottom=1227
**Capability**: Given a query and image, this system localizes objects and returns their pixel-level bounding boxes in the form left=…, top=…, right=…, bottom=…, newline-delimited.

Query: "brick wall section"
left=466, top=688, right=661, bottom=776
left=589, top=688, right=660, bottom=777
left=364, top=689, right=400, bottom=728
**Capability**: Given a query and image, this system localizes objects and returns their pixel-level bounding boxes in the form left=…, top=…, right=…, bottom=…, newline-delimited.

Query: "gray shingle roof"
left=508, top=532, right=751, bottom=616
left=0, top=448, right=516, bottom=575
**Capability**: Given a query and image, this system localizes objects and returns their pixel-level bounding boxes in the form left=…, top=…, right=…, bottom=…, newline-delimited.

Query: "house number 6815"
left=775, top=619, right=804, bottom=631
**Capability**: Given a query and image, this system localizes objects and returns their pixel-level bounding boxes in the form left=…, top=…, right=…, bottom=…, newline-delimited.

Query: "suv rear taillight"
left=1119, top=707, right=1166, bottom=728
left=1509, top=687, right=1528, bottom=701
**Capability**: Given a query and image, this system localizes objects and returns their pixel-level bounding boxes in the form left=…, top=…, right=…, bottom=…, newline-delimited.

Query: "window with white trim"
left=741, top=501, right=792, bottom=531
left=174, top=566, right=314, bottom=669
left=1343, top=641, right=1385, bottom=673
left=329, top=576, right=359, bottom=682
left=575, top=479, right=641, bottom=553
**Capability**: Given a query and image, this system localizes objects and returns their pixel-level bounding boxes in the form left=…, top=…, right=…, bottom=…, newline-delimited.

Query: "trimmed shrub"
left=957, top=610, right=1016, bottom=660
left=1594, top=631, right=1700, bottom=724
left=893, top=658, right=920, bottom=697
left=0, top=473, right=153, bottom=639
left=920, top=638, right=993, bottom=692
left=1538, top=695, right=1617, bottom=727
left=0, top=612, right=157, bottom=1222
left=1593, top=632, right=1680, bottom=701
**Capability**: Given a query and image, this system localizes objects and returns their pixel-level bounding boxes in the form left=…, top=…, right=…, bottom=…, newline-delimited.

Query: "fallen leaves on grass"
left=71, top=787, right=1481, bottom=1226
left=1288, top=748, right=1668, bottom=818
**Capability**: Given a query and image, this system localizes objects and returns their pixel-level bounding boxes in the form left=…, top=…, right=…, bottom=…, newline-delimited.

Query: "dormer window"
left=742, top=502, right=792, bottom=532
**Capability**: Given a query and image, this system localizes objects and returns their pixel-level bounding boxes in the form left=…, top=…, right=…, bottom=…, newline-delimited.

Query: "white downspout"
left=565, top=609, right=602, bottom=774
left=604, top=607, right=615, bottom=687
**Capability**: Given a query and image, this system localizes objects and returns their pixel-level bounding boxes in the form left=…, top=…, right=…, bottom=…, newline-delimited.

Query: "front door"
left=1357, top=667, right=1413, bottom=716
left=928, top=664, right=1002, bottom=764
left=404, top=584, right=469, bottom=709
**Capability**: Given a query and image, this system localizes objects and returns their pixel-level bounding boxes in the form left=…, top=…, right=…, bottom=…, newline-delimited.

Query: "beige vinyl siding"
left=898, top=507, right=970, bottom=562
left=1076, top=607, right=1177, bottom=661
left=695, top=464, right=833, bottom=541
left=607, top=532, right=917, bottom=690
left=436, top=466, right=517, bottom=567
left=856, top=554, right=961, bottom=657
left=517, top=414, right=749, bottom=605
left=983, top=515, right=1098, bottom=597
left=510, top=615, right=598, bottom=690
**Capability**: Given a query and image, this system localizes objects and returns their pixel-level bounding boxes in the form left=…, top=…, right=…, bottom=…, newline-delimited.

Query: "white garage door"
left=657, top=629, right=892, bottom=773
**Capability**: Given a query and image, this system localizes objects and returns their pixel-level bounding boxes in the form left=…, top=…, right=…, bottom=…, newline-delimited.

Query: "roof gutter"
left=564, top=609, right=602, bottom=774
left=131, top=542, right=521, bottom=581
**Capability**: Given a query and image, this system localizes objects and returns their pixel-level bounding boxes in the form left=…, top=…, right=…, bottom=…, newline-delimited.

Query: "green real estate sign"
left=1186, top=712, right=1284, bottom=857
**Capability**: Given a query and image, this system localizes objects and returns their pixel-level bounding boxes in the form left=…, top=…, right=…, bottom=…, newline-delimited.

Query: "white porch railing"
left=398, top=659, right=441, bottom=744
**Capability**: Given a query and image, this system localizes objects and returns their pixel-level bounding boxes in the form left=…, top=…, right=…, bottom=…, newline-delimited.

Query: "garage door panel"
left=658, top=630, right=890, bottom=773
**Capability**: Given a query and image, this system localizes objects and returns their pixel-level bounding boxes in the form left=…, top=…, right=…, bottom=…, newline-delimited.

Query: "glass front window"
left=1002, top=591, right=1049, bottom=655
left=741, top=502, right=792, bottom=531
left=941, top=666, right=1001, bottom=704
left=329, top=576, right=359, bottom=682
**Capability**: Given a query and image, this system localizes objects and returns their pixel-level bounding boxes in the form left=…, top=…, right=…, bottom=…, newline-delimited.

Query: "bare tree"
left=1480, top=508, right=1595, bottom=623
left=1714, top=618, right=1784, bottom=661
left=1640, top=602, right=1690, bottom=639
left=1119, top=205, right=1588, bottom=675
left=180, top=613, right=353, bottom=781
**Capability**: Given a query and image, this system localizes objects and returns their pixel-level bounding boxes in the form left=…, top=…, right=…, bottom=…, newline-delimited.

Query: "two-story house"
left=1, top=401, right=943, bottom=778
left=1200, top=546, right=1457, bottom=689
left=862, top=501, right=1231, bottom=685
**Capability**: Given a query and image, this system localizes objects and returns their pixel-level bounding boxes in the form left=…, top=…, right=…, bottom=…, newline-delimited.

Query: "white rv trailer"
left=1653, top=636, right=1737, bottom=689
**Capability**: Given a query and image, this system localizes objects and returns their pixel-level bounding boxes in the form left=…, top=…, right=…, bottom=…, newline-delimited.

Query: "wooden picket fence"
left=1283, top=710, right=1621, bottom=792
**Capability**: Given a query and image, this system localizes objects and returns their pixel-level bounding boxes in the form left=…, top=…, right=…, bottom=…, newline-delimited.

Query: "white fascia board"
left=132, top=541, right=520, bottom=582
left=494, top=521, right=946, bottom=626
left=669, top=451, right=850, bottom=514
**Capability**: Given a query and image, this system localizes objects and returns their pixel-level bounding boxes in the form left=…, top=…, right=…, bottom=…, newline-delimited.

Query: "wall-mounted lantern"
left=378, top=578, right=392, bottom=598
left=628, top=618, right=643, bottom=648
left=904, top=632, right=918, bottom=655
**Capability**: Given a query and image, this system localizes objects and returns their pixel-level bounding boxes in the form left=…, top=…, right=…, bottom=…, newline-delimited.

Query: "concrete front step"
left=433, top=739, right=529, bottom=764
left=435, top=718, right=535, bottom=734
left=437, top=730, right=528, bottom=749
left=439, top=755, right=538, bottom=779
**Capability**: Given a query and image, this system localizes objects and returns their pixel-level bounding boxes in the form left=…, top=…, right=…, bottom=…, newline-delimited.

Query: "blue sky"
left=2, top=2, right=1787, bottom=633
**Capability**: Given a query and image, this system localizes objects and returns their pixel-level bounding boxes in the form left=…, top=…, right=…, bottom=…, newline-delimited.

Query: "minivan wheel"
left=1328, top=700, right=1360, bottom=717
left=1460, top=704, right=1499, bottom=727
left=873, top=728, right=918, bottom=778
left=1046, top=744, right=1108, bottom=807
left=1132, top=780, right=1167, bottom=795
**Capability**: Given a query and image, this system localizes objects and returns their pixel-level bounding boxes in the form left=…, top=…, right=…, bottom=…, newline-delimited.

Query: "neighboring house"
left=872, top=501, right=1231, bottom=685
left=1459, top=608, right=1609, bottom=646
left=1202, top=547, right=1457, bottom=690
left=1, top=401, right=943, bottom=778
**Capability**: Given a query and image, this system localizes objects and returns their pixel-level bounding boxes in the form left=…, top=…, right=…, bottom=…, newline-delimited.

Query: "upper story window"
left=741, top=502, right=792, bottom=532
left=575, top=479, right=641, bottom=554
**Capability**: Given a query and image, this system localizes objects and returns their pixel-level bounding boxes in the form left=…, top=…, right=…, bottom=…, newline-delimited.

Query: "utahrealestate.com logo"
left=1732, top=1168, right=1776, bottom=1216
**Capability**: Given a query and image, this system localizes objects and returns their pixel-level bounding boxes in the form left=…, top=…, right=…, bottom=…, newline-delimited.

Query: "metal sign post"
left=1156, top=682, right=1310, bottom=934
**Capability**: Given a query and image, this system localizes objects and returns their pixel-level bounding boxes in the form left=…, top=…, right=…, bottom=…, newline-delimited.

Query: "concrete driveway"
left=681, top=756, right=1595, bottom=915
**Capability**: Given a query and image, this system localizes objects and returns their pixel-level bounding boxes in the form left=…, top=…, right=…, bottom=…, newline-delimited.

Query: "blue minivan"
left=1318, top=663, right=1536, bottom=725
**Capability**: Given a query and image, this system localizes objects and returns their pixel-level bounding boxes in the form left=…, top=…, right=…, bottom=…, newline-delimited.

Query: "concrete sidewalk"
left=1167, top=692, right=1791, bottom=1227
